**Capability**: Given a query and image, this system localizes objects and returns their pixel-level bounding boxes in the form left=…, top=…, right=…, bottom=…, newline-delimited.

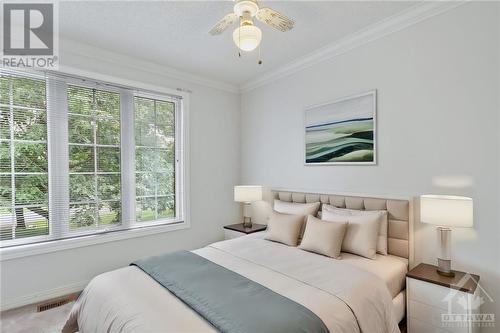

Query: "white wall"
left=241, top=1, right=500, bottom=327
left=0, top=41, right=241, bottom=308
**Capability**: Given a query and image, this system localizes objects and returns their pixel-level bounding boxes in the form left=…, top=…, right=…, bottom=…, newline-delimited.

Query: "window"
left=0, top=75, right=49, bottom=242
left=0, top=70, right=186, bottom=248
left=68, top=85, right=122, bottom=232
left=134, top=97, right=175, bottom=222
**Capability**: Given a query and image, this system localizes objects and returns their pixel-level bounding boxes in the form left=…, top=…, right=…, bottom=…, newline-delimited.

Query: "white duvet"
left=63, top=235, right=400, bottom=333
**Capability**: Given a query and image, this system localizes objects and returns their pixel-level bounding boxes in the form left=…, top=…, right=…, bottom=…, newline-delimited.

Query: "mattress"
left=392, top=291, right=406, bottom=323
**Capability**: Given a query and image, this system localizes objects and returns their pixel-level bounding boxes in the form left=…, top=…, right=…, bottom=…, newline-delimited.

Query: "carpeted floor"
left=0, top=301, right=74, bottom=333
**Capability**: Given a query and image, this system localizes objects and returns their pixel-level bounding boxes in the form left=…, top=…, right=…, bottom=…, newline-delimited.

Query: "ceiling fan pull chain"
left=238, top=16, right=242, bottom=58
left=258, top=40, right=263, bottom=65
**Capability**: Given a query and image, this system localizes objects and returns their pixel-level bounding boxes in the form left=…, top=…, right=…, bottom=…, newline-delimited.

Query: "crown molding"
left=60, top=39, right=239, bottom=94
left=240, top=1, right=467, bottom=93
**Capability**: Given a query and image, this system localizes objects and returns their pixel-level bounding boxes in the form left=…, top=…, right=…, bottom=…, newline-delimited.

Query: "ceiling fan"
left=209, top=0, right=294, bottom=57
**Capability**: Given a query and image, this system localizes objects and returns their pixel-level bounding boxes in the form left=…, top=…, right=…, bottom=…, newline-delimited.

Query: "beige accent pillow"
left=274, top=200, right=321, bottom=216
left=299, top=215, right=348, bottom=259
left=274, top=200, right=321, bottom=238
left=265, top=212, right=304, bottom=246
left=322, top=204, right=388, bottom=255
left=322, top=210, right=380, bottom=259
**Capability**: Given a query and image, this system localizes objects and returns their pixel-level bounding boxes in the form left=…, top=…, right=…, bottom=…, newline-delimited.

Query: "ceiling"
left=59, top=1, right=419, bottom=86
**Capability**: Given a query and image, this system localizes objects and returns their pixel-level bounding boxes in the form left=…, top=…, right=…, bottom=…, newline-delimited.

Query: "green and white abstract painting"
left=305, top=90, right=376, bottom=165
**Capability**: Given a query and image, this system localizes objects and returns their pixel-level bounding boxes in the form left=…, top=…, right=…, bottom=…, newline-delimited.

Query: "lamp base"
left=437, top=258, right=455, bottom=277
left=437, top=270, right=455, bottom=278
left=242, top=202, right=252, bottom=228
left=243, top=216, right=252, bottom=228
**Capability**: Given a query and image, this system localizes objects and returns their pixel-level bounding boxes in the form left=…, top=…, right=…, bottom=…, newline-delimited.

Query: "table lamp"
left=420, top=195, right=473, bottom=277
left=234, top=185, right=263, bottom=228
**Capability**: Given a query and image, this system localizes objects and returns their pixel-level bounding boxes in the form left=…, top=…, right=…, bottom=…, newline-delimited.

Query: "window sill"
left=0, top=220, right=190, bottom=261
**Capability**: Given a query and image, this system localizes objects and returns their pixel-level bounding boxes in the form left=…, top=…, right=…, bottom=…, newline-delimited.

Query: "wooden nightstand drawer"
left=224, top=229, right=245, bottom=240
left=408, top=278, right=472, bottom=312
left=409, top=300, right=446, bottom=328
left=408, top=300, right=468, bottom=333
left=409, top=317, right=451, bottom=333
left=408, top=278, right=452, bottom=310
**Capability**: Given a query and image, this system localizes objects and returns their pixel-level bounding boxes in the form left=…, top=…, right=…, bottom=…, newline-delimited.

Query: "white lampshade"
left=232, top=25, right=262, bottom=52
left=234, top=185, right=263, bottom=203
left=420, top=195, right=473, bottom=228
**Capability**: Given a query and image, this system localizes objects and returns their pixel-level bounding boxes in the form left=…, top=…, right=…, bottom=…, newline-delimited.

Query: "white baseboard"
left=1, top=280, right=89, bottom=312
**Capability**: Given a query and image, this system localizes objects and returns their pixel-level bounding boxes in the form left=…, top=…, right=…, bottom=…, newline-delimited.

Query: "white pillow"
left=322, top=204, right=388, bottom=255
left=274, top=200, right=321, bottom=239
left=322, top=210, right=380, bottom=259
left=299, top=215, right=348, bottom=259
left=265, top=212, right=304, bottom=246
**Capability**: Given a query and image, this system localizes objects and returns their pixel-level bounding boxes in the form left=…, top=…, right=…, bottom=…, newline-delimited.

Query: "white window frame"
left=0, top=68, right=190, bottom=261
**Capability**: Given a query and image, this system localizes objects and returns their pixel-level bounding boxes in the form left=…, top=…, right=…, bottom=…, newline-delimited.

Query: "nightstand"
left=406, top=263, right=481, bottom=333
left=223, top=223, right=267, bottom=240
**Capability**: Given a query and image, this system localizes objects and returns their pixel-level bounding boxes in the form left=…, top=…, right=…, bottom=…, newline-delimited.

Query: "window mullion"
left=154, top=100, right=158, bottom=220
left=175, top=98, right=183, bottom=220
left=120, top=90, right=135, bottom=228
left=47, top=77, right=69, bottom=238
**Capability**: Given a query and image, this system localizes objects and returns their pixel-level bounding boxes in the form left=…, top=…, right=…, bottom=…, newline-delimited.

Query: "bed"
left=63, top=191, right=412, bottom=333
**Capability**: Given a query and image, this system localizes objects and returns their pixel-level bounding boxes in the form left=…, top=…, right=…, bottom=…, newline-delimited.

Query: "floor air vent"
left=37, top=297, right=73, bottom=312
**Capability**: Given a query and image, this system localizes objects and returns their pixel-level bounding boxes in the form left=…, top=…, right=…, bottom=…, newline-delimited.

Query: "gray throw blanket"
left=132, top=250, right=329, bottom=333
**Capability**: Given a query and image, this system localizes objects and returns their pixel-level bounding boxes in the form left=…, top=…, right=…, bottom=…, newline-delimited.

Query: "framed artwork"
left=304, top=90, right=376, bottom=165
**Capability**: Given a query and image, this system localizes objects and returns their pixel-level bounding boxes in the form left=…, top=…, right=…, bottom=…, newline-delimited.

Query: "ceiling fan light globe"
left=233, top=25, right=262, bottom=52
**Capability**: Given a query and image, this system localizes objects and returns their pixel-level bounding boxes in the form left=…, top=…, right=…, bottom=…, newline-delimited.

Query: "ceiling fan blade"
left=256, top=7, right=294, bottom=32
left=209, top=13, right=238, bottom=35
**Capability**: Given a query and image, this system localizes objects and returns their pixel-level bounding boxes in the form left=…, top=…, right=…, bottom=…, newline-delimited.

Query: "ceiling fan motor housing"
left=234, top=0, right=259, bottom=17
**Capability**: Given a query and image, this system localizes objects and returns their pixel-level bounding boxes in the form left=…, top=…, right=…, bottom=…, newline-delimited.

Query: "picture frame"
left=304, top=90, right=377, bottom=165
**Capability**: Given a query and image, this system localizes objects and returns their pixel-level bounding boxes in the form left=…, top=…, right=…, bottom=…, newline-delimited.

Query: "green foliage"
left=0, top=175, right=11, bottom=205
left=15, top=175, right=48, bottom=204
left=70, top=203, right=96, bottom=229
left=14, top=142, right=47, bottom=172
left=0, top=141, right=10, bottom=172
left=69, top=115, right=93, bottom=143
left=98, top=148, right=120, bottom=172
left=0, top=108, right=9, bottom=139
left=69, top=174, right=96, bottom=201
left=13, top=109, right=47, bottom=141
left=98, top=175, right=121, bottom=200
left=10, top=76, right=46, bottom=109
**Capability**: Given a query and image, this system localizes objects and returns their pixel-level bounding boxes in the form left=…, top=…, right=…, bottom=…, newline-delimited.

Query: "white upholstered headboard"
left=252, top=190, right=413, bottom=263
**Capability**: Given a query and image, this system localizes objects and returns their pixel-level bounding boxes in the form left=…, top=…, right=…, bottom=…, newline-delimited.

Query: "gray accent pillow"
left=299, top=215, right=348, bottom=259
left=265, top=212, right=304, bottom=246
left=322, top=204, right=388, bottom=255
left=322, top=210, right=380, bottom=259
